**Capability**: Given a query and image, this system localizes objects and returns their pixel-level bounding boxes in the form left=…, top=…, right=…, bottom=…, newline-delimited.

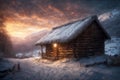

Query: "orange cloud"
left=4, top=14, right=52, bottom=38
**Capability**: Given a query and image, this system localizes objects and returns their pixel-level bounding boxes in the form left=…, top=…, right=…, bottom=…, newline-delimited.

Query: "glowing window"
left=53, top=43, right=57, bottom=48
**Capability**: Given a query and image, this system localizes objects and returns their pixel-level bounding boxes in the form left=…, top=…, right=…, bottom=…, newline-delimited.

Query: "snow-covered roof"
left=36, top=15, right=110, bottom=45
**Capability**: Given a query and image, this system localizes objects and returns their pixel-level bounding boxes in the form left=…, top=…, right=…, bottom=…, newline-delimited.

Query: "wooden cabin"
left=36, top=15, right=110, bottom=60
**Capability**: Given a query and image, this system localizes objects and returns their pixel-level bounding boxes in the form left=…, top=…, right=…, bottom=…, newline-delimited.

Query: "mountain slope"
left=99, top=9, right=120, bottom=37
left=12, top=30, right=49, bottom=53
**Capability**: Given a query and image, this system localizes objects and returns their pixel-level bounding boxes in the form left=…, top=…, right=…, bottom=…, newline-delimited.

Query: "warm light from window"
left=53, top=43, right=57, bottom=48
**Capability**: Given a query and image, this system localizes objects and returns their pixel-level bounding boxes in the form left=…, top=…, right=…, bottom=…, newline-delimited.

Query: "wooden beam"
left=56, top=47, right=59, bottom=59
left=41, top=45, right=43, bottom=58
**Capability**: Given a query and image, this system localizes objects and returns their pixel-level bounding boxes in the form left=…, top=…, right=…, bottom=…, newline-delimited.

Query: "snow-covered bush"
left=105, top=43, right=120, bottom=56
left=105, top=37, right=120, bottom=56
left=105, top=37, right=120, bottom=65
left=16, top=53, right=23, bottom=58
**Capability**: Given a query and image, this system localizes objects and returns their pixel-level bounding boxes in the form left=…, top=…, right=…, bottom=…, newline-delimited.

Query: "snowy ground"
left=1, top=56, right=120, bottom=80
left=1, top=37, right=120, bottom=80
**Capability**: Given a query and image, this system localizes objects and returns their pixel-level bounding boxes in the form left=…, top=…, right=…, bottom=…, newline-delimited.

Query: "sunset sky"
left=0, top=0, right=120, bottom=38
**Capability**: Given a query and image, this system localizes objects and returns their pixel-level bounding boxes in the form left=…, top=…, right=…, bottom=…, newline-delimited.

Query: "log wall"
left=43, top=21, right=106, bottom=59
left=73, top=21, right=105, bottom=57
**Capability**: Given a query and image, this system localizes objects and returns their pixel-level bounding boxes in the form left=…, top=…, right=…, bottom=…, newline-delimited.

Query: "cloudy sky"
left=0, top=0, right=120, bottom=38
